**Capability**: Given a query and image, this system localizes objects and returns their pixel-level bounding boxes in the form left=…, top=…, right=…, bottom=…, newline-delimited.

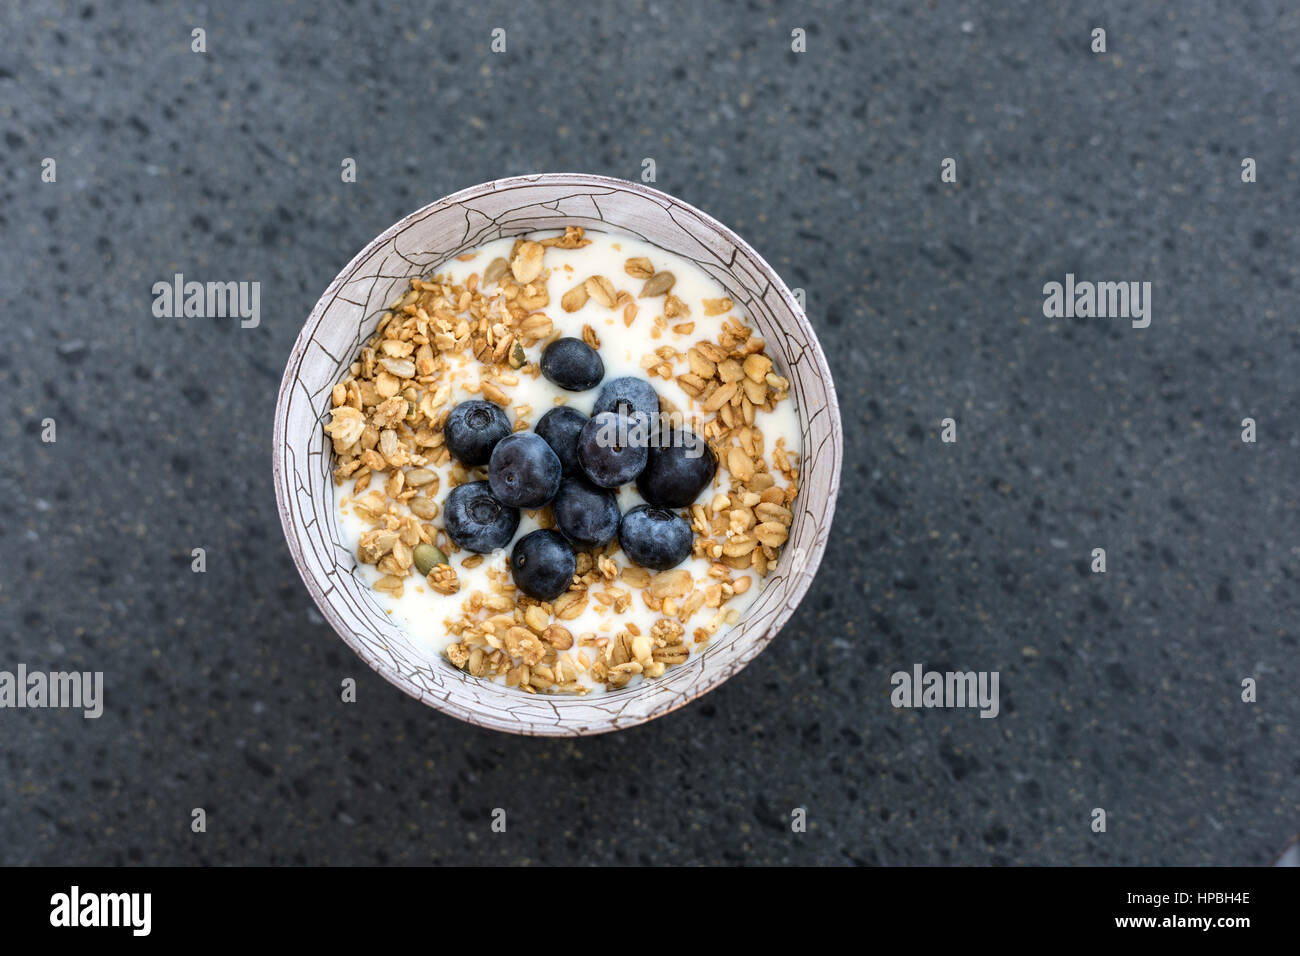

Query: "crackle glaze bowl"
left=273, top=174, right=843, bottom=736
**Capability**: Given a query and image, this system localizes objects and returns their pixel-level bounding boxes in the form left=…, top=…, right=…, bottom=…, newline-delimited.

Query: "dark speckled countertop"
left=0, top=0, right=1297, bottom=865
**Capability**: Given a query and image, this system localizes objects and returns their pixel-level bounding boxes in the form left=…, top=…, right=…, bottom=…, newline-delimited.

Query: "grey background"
left=1, top=0, right=1297, bottom=865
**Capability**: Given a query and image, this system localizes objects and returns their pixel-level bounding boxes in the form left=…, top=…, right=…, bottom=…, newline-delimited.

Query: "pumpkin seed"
left=509, top=340, right=527, bottom=368
left=483, top=257, right=508, bottom=285
left=413, top=543, right=448, bottom=576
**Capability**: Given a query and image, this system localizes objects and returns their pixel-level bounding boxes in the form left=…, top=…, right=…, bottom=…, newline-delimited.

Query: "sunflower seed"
left=409, top=496, right=438, bottom=519
left=639, top=271, right=676, bottom=298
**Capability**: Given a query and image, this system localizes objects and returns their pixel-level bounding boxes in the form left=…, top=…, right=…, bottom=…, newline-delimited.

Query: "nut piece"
left=510, top=241, right=545, bottom=283
left=703, top=382, right=738, bottom=413
left=717, top=359, right=745, bottom=384
left=726, top=446, right=755, bottom=482
left=631, top=634, right=653, bottom=663
left=743, top=353, right=773, bottom=382
left=686, top=348, right=716, bottom=379
left=754, top=522, right=789, bottom=547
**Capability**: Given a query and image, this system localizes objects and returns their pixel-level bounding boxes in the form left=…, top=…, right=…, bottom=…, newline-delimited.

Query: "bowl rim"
left=273, top=172, right=843, bottom=735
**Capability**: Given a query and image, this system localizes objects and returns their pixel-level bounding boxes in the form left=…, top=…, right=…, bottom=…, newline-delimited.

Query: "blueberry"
left=540, top=337, right=604, bottom=391
left=488, top=432, right=562, bottom=509
left=618, top=505, right=694, bottom=571
left=552, top=478, right=621, bottom=550
left=510, top=529, right=577, bottom=602
left=443, top=481, right=520, bottom=553
left=592, top=376, right=659, bottom=425
left=534, top=406, right=588, bottom=476
left=636, top=429, right=717, bottom=507
left=443, top=400, right=511, bottom=466
left=577, top=411, right=649, bottom=488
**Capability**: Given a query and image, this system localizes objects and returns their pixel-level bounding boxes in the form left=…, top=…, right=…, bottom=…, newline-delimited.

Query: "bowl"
left=273, top=173, right=843, bottom=736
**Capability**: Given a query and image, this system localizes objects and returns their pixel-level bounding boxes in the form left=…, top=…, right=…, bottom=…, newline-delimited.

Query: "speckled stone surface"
left=0, top=0, right=1296, bottom=865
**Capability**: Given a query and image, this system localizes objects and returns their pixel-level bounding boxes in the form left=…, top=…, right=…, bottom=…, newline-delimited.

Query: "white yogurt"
left=333, top=229, right=801, bottom=693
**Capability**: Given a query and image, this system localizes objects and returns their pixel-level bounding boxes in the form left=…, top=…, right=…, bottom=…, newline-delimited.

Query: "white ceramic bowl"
left=273, top=174, right=843, bottom=735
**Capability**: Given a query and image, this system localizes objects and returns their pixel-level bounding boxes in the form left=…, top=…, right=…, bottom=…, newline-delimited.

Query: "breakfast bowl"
left=273, top=173, right=843, bottom=736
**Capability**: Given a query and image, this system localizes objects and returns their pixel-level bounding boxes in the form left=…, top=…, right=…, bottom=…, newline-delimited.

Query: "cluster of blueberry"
left=440, top=336, right=717, bottom=602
